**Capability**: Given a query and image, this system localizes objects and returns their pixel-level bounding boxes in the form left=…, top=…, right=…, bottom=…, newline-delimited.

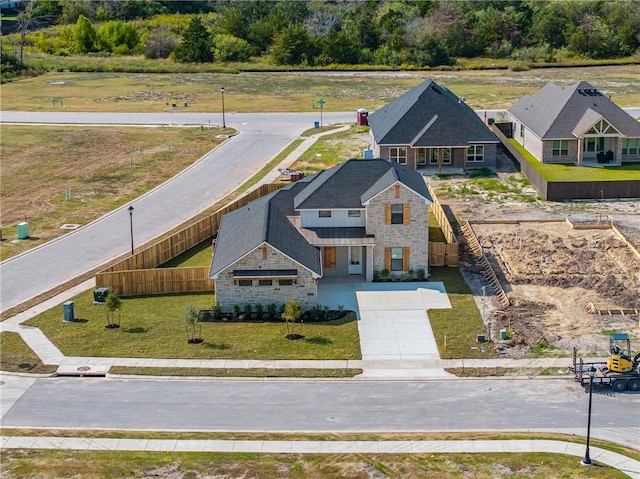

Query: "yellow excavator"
left=607, top=333, right=640, bottom=373
left=573, top=333, right=640, bottom=392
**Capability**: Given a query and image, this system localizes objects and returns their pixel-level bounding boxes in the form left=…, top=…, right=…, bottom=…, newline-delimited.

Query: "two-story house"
left=368, top=79, right=499, bottom=172
left=209, top=159, right=433, bottom=310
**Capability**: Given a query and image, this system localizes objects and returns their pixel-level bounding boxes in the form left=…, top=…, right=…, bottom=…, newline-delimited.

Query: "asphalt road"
left=1, top=376, right=638, bottom=445
left=0, top=112, right=353, bottom=313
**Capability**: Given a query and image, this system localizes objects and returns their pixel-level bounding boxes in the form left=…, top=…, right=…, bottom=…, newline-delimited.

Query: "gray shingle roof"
left=508, top=81, right=640, bottom=139
left=209, top=182, right=322, bottom=278
left=210, top=159, right=432, bottom=279
left=295, top=159, right=432, bottom=210
left=368, top=79, right=498, bottom=146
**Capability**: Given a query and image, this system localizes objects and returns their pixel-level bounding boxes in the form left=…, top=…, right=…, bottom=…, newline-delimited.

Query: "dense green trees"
left=6, top=0, right=640, bottom=68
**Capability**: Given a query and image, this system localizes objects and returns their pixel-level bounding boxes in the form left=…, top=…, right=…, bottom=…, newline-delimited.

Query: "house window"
left=258, top=279, right=272, bottom=286
left=390, top=147, right=407, bottom=165
left=520, top=124, right=525, bottom=139
left=318, top=210, right=331, bottom=218
left=584, top=138, right=597, bottom=152
left=442, top=148, right=451, bottom=164
left=238, top=279, right=252, bottom=286
left=622, top=139, right=638, bottom=154
left=391, top=204, right=404, bottom=224
left=467, top=145, right=484, bottom=162
left=416, top=149, right=427, bottom=165
left=279, top=279, right=293, bottom=286
left=390, top=248, right=404, bottom=271
left=552, top=140, right=568, bottom=156
left=348, top=210, right=361, bottom=217
left=428, top=149, right=438, bottom=165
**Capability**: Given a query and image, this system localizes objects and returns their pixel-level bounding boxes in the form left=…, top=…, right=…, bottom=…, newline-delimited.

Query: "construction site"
left=459, top=218, right=640, bottom=359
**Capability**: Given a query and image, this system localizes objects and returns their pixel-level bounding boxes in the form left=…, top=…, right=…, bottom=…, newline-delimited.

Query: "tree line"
left=6, top=0, right=640, bottom=68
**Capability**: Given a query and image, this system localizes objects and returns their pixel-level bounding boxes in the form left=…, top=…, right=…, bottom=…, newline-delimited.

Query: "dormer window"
left=318, top=210, right=331, bottom=218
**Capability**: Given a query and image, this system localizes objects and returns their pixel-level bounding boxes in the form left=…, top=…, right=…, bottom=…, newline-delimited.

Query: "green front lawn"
left=428, top=267, right=496, bottom=359
left=509, top=139, right=640, bottom=181
left=24, top=291, right=361, bottom=360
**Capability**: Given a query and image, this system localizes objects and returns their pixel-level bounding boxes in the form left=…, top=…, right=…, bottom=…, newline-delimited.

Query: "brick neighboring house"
left=508, top=81, right=640, bottom=166
left=368, top=79, right=499, bottom=172
left=209, top=159, right=433, bottom=311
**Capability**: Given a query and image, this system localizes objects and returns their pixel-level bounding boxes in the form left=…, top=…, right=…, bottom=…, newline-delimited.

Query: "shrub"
left=211, top=302, right=223, bottom=320
left=244, top=303, right=253, bottom=320
left=231, top=304, right=240, bottom=319
left=268, top=303, right=277, bottom=319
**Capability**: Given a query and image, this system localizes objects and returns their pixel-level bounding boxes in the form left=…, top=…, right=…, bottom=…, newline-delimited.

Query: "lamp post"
left=220, top=86, right=226, bottom=128
left=581, top=366, right=596, bottom=466
left=128, top=205, right=134, bottom=256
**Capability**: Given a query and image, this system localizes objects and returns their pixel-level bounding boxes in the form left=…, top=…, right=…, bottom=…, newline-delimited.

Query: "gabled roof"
left=295, top=159, right=432, bottom=210
left=210, top=159, right=432, bottom=279
left=209, top=182, right=322, bottom=278
left=368, top=79, right=498, bottom=147
left=508, top=81, right=640, bottom=140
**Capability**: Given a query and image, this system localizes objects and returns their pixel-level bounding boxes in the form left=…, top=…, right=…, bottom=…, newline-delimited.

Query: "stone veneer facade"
left=365, top=183, right=430, bottom=275
left=214, top=243, right=318, bottom=311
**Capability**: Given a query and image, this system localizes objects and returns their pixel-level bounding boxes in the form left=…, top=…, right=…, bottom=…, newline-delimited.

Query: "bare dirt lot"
left=433, top=159, right=640, bottom=359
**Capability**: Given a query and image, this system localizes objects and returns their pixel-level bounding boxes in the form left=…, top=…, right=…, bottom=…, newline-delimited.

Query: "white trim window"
left=390, top=147, right=407, bottom=165
left=416, top=148, right=427, bottom=165
left=622, top=139, right=638, bottom=154
left=467, top=145, right=484, bottom=162
left=442, top=148, right=451, bottom=164
left=348, top=210, right=361, bottom=217
left=390, top=247, right=403, bottom=271
left=552, top=140, right=568, bottom=156
left=318, top=210, right=331, bottom=218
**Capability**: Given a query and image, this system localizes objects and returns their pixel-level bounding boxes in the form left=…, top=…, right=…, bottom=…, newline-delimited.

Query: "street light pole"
left=581, top=367, right=596, bottom=466
left=128, top=205, right=134, bottom=256
left=220, top=86, right=226, bottom=128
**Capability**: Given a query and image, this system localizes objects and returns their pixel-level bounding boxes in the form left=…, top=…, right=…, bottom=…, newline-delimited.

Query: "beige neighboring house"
left=209, top=159, right=433, bottom=310
left=508, top=80, right=640, bottom=166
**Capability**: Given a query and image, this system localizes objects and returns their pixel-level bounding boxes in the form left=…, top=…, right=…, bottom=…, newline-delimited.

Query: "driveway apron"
left=317, top=282, right=451, bottom=361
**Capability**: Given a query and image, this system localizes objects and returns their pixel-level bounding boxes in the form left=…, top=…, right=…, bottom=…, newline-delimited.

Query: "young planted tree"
left=184, top=305, right=202, bottom=344
left=282, top=299, right=303, bottom=340
left=105, top=291, right=121, bottom=329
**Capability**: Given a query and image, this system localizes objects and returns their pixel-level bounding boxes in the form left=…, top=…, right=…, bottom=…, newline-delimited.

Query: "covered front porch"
left=320, top=245, right=374, bottom=282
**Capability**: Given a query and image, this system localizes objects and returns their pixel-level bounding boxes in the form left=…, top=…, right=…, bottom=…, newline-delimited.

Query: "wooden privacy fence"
left=428, top=184, right=457, bottom=245
left=98, top=267, right=214, bottom=297
left=96, top=184, right=282, bottom=295
left=427, top=183, right=459, bottom=267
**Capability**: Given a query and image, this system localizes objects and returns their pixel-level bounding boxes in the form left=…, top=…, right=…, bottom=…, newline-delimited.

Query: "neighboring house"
left=209, top=159, right=433, bottom=310
left=508, top=81, right=640, bottom=166
left=368, top=79, right=499, bottom=172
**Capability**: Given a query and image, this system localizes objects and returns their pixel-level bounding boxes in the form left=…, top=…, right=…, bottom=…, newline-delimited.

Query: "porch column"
left=412, top=149, right=417, bottom=170
left=438, top=148, right=442, bottom=174
left=577, top=138, right=583, bottom=166
left=615, top=137, right=622, bottom=165
left=365, top=246, right=374, bottom=282
left=463, top=147, right=467, bottom=172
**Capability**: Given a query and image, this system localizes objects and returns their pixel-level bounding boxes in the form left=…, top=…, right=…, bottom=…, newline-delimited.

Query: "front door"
left=348, top=246, right=362, bottom=275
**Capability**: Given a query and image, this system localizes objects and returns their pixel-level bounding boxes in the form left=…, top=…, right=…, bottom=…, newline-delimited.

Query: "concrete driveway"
left=317, top=281, right=451, bottom=362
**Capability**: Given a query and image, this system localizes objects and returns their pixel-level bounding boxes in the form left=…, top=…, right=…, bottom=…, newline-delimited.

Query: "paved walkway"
left=1, top=436, right=638, bottom=478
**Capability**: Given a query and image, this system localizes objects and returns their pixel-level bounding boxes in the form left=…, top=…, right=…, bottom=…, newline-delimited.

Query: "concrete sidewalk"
left=1, top=436, right=638, bottom=478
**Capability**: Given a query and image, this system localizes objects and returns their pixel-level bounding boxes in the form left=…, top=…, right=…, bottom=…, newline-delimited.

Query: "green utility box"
left=94, top=287, right=109, bottom=303
left=17, top=222, right=29, bottom=239
left=500, top=328, right=509, bottom=340
left=63, top=301, right=75, bottom=322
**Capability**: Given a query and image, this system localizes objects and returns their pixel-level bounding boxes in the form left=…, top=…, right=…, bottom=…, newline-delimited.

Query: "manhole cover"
left=60, top=224, right=81, bottom=230
left=76, top=366, right=91, bottom=372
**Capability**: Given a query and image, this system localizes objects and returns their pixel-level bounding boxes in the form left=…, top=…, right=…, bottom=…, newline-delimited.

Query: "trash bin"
left=94, top=287, right=109, bottom=303
left=500, top=328, right=508, bottom=340
left=63, top=301, right=75, bottom=322
left=314, top=121, right=320, bottom=128
left=476, top=333, right=486, bottom=343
